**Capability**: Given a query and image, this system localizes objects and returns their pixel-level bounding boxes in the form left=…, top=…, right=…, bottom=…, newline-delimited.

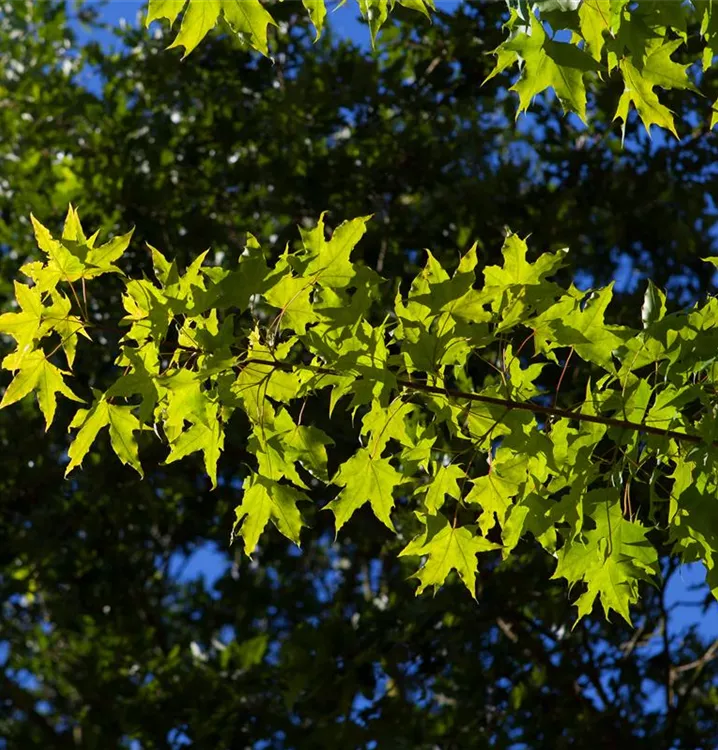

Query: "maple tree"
left=3, top=0, right=710, bottom=746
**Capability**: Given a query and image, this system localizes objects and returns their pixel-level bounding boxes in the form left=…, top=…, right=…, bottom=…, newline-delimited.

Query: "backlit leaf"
left=327, top=448, right=403, bottom=533
left=233, top=474, right=308, bottom=555
left=400, top=513, right=500, bottom=598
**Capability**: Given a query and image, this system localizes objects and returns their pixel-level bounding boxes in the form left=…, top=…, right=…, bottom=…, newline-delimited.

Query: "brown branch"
left=396, top=378, right=710, bottom=447
left=241, top=358, right=716, bottom=448
left=496, top=616, right=518, bottom=642
left=672, top=638, right=718, bottom=675
left=619, top=622, right=651, bottom=661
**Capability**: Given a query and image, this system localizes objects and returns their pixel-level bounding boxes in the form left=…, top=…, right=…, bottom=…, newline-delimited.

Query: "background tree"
left=1, top=1, right=718, bottom=748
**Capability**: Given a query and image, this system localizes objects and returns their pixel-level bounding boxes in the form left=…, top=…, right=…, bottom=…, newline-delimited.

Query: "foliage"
left=144, top=0, right=718, bottom=136
left=145, top=0, right=435, bottom=54
left=5, top=204, right=718, bottom=626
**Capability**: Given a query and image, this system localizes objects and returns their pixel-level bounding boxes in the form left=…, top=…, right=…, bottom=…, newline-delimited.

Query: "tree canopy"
left=2, top=1, right=718, bottom=748
left=144, top=0, right=718, bottom=134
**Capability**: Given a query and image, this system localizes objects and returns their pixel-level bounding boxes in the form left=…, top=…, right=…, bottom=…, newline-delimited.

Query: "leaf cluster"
left=6, top=206, right=718, bottom=625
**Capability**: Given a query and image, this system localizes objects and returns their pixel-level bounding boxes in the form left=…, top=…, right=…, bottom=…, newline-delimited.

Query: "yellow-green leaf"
left=233, top=474, right=307, bottom=555
left=150, top=0, right=276, bottom=58
left=165, top=404, right=224, bottom=488
left=327, top=448, right=402, bottom=533
left=1, top=349, right=82, bottom=429
left=66, top=399, right=144, bottom=477
left=422, top=464, right=465, bottom=514
left=399, top=513, right=499, bottom=598
left=0, top=282, right=45, bottom=353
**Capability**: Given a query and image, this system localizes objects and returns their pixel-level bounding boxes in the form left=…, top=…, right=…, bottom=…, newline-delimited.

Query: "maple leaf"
left=0, top=349, right=82, bottom=429
left=159, top=251, right=213, bottom=316
left=394, top=307, right=474, bottom=374
left=665, top=453, right=718, bottom=598
left=504, top=13, right=600, bottom=122
left=61, top=204, right=91, bottom=244
left=399, top=250, right=451, bottom=323
left=30, top=215, right=86, bottom=290
left=229, top=330, right=303, bottom=426
left=233, top=474, right=308, bottom=555
left=108, top=343, right=161, bottom=423
left=0, top=278, right=89, bottom=369
left=466, top=470, right=523, bottom=536
left=159, top=368, right=206, bottom=432
left=146, top=0, right=277, bottom=58
left=214, top=238, right=269, bottom=313
left=578, top=0, right=611, bottom=61
left=302, top=0, right=327, bottom=40
left=274, top=407, right=334, bottom=481
left=614, top=39, right=698, bottom=141
left=312, top=266, right=380, bottom=336
left=327, top=448, right=403, bottom=533
left=503, top=491, right=558, bottom=556
left=421, top=463, right=465, bottom=514
left=645, top=383, right=696, bottom=431
left=479, top=233, right=568, bottom=333
left=359, top=0, right=389, bottom=47
left=300, top=213, right=369, bottom=289
left=324, top=320, right=395, bottom=414
left=121, top=279, right=173, bottom=343
left=45, top=292, right=89, bottom=368
left=393, top=248, right=485, bottom=374
left=249, top=422, right=308, bottom=490
left=641, top=279, right=666, bottom=329
left=360, top=398, right=415, bottom=456
left=165, top=402, right=224, bottom=488
left=66, top=397, right=144, bottom=476
left=399, top=513, right=499, bottom=598
left=396, top=0, right=434, bottom=19
left=483, top=233, right=567, bottom=290
left=400, top=432, right=436, bottom=473
left=264, top=255, right=317, bottom=334
left=84, top=230, right=134, bottom=276
left=0, top=282, right=46, bottom=353
left=404, top=243, right=488, bottom=329
left=533, top=285, right=629, bottom=369
left=43, top=206, right=133, bottom=280
left=553, top=494, right=659, bottom=624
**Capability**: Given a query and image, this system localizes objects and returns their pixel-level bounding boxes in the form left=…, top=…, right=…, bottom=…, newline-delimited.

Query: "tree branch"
left=241, top=358, right=716, bottom=448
